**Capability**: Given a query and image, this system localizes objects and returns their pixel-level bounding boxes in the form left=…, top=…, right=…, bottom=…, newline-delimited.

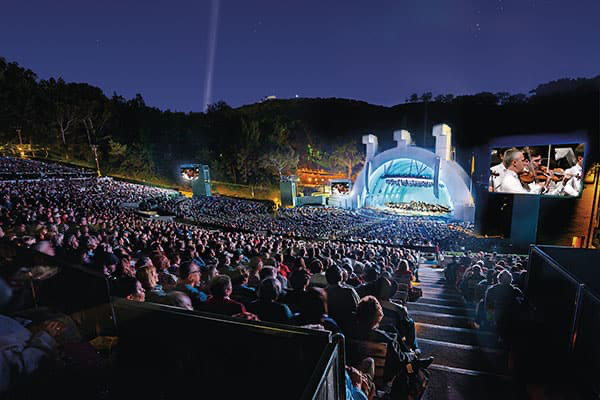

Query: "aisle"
left=408, top=264, right=526, bottom=400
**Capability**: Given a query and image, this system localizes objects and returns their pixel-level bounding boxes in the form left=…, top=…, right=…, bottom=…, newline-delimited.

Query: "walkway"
left=409, top=264, right=526, bottom=399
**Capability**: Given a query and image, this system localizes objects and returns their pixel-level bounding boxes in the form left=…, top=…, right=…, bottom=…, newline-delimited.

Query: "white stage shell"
left=347, top=144, right=475, bottom=222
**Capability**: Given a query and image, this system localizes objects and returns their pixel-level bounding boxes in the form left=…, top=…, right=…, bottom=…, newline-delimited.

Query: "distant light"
left=295, top=94, right=299, bottom=98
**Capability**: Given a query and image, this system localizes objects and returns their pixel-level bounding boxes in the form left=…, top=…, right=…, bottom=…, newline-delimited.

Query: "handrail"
left=112, top=297, right=332, bottom=338
left=301, top=332, right=346, bottom=400
left=528, top=246, right=583, bottom=287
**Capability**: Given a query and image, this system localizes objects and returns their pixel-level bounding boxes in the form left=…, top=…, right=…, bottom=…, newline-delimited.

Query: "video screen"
left=331, top=181, right=351, bottom=195
left=180, top=166, right=200, bottom=181
left=489, top=143, right=584, bottom=197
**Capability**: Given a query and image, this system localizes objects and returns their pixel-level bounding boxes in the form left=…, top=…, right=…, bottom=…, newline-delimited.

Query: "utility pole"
left=16, top=128, right=23, bottom=145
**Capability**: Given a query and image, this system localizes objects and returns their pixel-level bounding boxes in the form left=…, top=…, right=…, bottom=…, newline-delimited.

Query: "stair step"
left=418, top=297, right=473, bottom=308
left=423, top=364, right=523, bottom=400
left=413, top=281, right=451, bottom=289
left=408, top=302, right=475, bottom=318
left=411, top=311, right=474, bottom=329
left=418, top=286, right=463, bottom=295
left=415, top=322, right=499, bottom=347
left=418, top=338, right=508, bottom=375
left=416, top=291, right=465, bottom=302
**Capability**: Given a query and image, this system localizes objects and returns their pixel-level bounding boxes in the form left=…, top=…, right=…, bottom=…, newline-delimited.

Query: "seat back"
left=392, top=282, right=410, bottom=304
left=347, top=339, right=388, bottom=388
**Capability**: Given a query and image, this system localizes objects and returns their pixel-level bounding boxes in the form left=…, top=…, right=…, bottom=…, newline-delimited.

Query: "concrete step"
left=416, top=291, right=465, bottom=302
left=417, top=286, right=463, bottom=296
left=418, top=338, right=509, bottom=375
left=414, top=276, right=445, bottom=282
left=417, top=297, right=474, bottom=309
left=415, top=322, right=499, bottom=348
left=412, top=279, right=450, bottom=287
left=410, top=311, right=474, bottom=329
left=408, top=302, right=475, bottom=318
left=423, top=364, right=524, bottom=400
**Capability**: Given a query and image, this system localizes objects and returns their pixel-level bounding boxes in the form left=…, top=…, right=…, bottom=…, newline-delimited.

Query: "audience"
left=202, top=275, right=246, bottom=316
left=247, top=278, right=293, bottom=324
left=0, top=156, right=534, bottom=398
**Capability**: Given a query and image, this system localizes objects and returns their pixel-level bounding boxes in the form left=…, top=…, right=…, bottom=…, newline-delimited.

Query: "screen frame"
left=487, top=131, right=588, bottom=199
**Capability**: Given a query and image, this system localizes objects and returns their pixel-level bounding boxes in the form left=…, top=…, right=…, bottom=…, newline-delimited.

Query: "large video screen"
left=330, top=181, right=351, bottom=195
left=180, top=165, right=200, bottom=181
left=489, top=143, right=584, bottom=197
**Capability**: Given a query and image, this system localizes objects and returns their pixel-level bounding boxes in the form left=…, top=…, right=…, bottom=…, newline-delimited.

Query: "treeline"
left=1, top=56, right=599, bottom=186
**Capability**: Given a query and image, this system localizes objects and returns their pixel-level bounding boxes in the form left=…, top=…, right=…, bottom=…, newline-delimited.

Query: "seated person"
left=347, top=296, right=433, bottom=398
left=393, top=260, right=413, bottom=287
left=294, top=287, right=340, bottom=333
left=281, top=268, right=311, bottom=314
left=325, top=265, right=359, bottom=333
left=201, top=275, right=246, bottom=316
left=111, top=276, right=146, bottom=302
left=136, top=264, right=167, bottom=303
left=484, top=270, right=523, bottom=341
left=174, top=261, right=208, bottom=309
left=160, top=291, right=194, bottom=311
left=0, top=278, right=65, bottom=396
left=356, top=268, right=380, bottom=298
left=229, top=267, right=257, bottom=306
left=308, top=260, right=328, bottom=288
left=460, top=265, right=486, bottom=303
left=247, top=278, right=293, bottom=324
left=374, top=278, right=418, bottom=351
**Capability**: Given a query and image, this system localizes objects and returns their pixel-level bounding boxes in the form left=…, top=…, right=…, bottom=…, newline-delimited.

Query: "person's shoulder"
left=372, top=328, right=396, bottom=344
left=387, top=300, right=408, bottom=313
left=511, top=285, right=524, bottom=296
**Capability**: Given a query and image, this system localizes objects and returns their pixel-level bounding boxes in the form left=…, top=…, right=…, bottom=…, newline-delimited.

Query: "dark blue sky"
left=2, top=0, right=599, bottom=111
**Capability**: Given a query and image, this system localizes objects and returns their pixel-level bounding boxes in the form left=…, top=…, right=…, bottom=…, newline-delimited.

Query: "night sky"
left=2, top=0, right=599, bottom=112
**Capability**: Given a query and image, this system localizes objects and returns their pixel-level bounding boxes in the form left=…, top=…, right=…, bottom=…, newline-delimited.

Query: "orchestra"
left=489, top=144, right=584, bottom=196
left=385, top=200, right=451, bottom=215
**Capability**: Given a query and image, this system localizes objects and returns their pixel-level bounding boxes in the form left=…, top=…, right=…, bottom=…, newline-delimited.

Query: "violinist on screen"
left=547, top=144, right=584, bottom=197
left=489, top=147, right=511, bottom=192
left=495, top=148, right=544, bottom=194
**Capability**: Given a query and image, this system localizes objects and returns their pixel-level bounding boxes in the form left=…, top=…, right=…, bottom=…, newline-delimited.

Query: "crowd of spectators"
left=0, top=157, right=95, bottom=181
left=0, top=156, right=526, bottom=398
left=444, top=252, right=527, bottom=343
left=160, top=196, right=494, bottom=251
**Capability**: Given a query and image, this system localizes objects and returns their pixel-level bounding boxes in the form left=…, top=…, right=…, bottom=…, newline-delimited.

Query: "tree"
left=119, top=143, right=155, bottom=179
left=307, top=143, right=333, bottom=170
left=495, top=92, right=510, bottom=105
left=106, top=138, right=127, bottom=170
left=259, top=145, right=299, bottom=179
left=236, top=118, right=261, bottom=184
left=55, top=102, right=78, bottom=147
left=504, top=93, right=528, bottom=104
left=420, top=92, right=433, bottom=102
left=81, top=105, right=110, bottom=147
left=407, top=93, right=419, bottom=103
left=331, top=140, right=364, bottom=179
